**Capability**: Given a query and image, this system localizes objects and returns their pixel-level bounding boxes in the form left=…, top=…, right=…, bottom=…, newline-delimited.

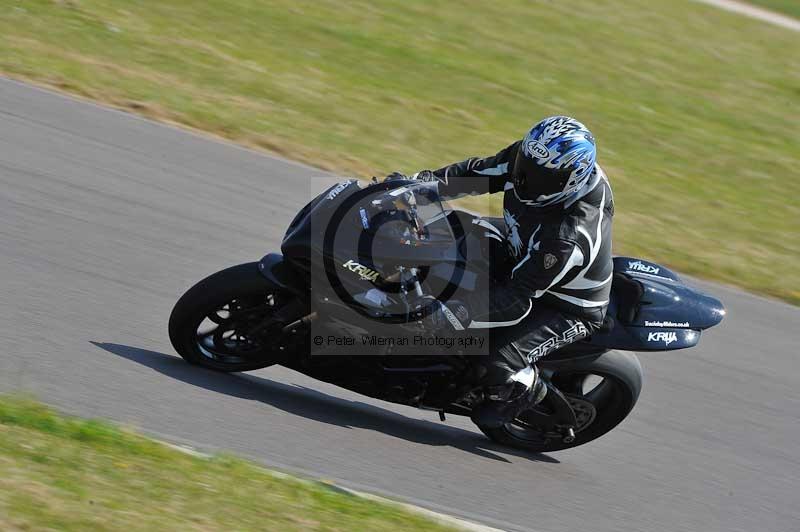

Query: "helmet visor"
left=512, top=148, right=571, bottom=202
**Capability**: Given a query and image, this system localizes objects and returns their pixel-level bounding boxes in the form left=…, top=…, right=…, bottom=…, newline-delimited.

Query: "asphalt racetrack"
left=1, top=78, right=798, bottom=532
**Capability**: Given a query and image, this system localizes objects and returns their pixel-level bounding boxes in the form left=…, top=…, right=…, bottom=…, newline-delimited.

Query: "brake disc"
left=565, top=395, right=597, bottom=432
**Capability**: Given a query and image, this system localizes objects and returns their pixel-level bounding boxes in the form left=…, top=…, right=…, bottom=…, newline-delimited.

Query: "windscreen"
left=359, top=182, right=454, bottom=246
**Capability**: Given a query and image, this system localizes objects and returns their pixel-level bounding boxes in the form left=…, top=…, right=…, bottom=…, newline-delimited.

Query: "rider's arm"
left=509, top=238, right=583, bottom=298
left=461, top=238, right=582, bottom=329
left=412, top=141, right=520, bottom=200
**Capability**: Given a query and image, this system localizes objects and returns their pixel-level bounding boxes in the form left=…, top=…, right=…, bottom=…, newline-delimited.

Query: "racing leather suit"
left=414, top=140, right=614, bottom=385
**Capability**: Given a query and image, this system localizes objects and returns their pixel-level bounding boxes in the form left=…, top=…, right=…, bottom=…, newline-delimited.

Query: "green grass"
left=0, top=0, right=798, bottom=304
left=0, top=396, right=456, bottom=531
left=747, top=0, right=800, bottom=18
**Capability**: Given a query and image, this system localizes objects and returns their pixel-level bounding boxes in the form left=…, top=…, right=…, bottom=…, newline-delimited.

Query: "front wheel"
left=168, top=262, right=301, bottom=372
left=478, top=350, right=643, bottom=452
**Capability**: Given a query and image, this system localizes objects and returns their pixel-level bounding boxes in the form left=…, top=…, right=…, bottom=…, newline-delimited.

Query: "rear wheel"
left=478, top=350, right=642, bottom=452
left=168, top=262, right=301, bottom=372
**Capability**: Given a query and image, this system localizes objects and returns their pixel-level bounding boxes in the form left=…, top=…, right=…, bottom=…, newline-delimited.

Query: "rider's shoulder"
left=573, top=164, right=613, bottom=212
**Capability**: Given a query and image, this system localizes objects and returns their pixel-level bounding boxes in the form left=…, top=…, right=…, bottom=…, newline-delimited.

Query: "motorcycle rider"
left=391, top=116, right=614, bottom=428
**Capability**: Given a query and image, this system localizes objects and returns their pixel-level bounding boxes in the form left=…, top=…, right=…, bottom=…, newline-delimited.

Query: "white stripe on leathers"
left=473, top=162, right=509, bottom=176
left=532, top=245, right=586, bottom=298
left=467, top=300, right=533, bottom=329
left=510, top=224, right=542, bottom=279
left=562, top=186, right=607, bottom=291
left=549, top=291, right=609, bottom=308
left=472, top=218, right=504, bottom=237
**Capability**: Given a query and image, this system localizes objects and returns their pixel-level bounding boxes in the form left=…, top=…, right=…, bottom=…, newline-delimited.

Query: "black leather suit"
left=415, top=141, right=615, bottom=385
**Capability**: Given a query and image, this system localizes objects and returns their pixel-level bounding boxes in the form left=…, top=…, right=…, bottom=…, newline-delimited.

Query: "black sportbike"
left=169, top=179, right=725, bottom=452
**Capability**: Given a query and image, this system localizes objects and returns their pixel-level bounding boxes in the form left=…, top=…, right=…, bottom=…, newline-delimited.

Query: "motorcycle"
left=169, top=179, right=725, bottom=452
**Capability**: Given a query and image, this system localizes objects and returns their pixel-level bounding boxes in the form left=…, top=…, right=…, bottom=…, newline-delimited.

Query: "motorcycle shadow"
left=91, top=342, right=559, bottom=464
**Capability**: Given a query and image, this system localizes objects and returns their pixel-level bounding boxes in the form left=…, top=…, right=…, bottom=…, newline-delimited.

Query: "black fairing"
left=277, top=179, right=725, bottom=355
left=280, top=180, right=465, bottom=305
left=258, top=253, right=304, bottom=296
left=585, top=257, right=726, bottom=352
left=281, top=180, right=362, bottom=276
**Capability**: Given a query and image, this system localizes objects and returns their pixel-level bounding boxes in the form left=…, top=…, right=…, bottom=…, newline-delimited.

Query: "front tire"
left=478, top=350, right=643, bottom=452
left=169, top=262, right=298, bottom=372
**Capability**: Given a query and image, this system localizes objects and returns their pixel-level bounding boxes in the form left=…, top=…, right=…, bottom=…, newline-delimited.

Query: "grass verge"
left=0, top=396, right=456, bottom=531
left=746, top=0, right=800, bottom=18
left=0, top=0, right=798, bottom=304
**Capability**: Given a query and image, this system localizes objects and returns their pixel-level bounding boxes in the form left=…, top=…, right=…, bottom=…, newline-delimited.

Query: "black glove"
left=411, top=170, right=437, bottom=182
left=384, top=171, right=409, bottom=182
left=384, top=170, right=437, bottom=183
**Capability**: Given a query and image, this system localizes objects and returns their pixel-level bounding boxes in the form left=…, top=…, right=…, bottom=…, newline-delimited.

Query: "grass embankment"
left=1, top=0, right=798, bottom=303
left=0, top=396, right=455, bottom=531
left=747, top=0, right=800, bottom=18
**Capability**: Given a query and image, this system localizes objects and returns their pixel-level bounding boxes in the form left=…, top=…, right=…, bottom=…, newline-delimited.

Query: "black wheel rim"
left=503, top=369, right=624, bottom=444
left=195, top=292, right=284, bottom=365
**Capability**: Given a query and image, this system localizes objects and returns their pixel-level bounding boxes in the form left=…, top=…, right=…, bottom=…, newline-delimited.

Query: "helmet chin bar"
left=535, top=191, right=560, bottom=203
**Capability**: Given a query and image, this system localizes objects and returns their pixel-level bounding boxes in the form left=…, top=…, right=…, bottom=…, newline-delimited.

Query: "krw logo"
left=648, top=331, right=677, bottom=346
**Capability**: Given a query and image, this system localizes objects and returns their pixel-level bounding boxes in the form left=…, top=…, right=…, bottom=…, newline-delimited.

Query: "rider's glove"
left=411, top=170, right=437, bottom=182
left=383, top=170, right=437, bottom=183
left=384, top=171, right=409, bottom=182
left=414, top=295, right=469, bottom=332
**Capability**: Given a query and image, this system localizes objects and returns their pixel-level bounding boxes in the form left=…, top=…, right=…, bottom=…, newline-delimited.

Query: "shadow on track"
left=92, top=341, right=559, bottom=464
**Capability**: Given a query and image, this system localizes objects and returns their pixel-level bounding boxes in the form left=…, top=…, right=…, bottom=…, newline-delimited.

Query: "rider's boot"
left=470, top=365, right=547, bottom=429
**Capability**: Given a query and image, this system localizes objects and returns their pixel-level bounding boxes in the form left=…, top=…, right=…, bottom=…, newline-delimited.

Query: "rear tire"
left=169, top=262, right=297, bottom=372
left=478, top=350, right=643, bottom=452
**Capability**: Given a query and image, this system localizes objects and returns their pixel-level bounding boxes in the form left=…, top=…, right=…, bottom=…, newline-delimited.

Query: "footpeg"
left=561, top=427, right=576, bottom=443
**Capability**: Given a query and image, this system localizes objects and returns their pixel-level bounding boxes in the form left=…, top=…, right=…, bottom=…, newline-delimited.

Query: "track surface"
left=1, top=78, right=798, bottom=532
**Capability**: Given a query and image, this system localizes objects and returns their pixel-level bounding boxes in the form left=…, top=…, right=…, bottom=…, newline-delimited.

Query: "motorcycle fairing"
left=276, top=179, right=725, bottom=354
left=586, top=257, right=725, bottom=351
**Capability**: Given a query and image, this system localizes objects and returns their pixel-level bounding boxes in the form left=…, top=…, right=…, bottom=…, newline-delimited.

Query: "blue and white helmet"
left=512, top=116, right=597, bottom=208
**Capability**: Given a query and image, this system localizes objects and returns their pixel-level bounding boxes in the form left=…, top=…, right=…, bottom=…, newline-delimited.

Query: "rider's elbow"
left=581, top=307, right=609, bottom=334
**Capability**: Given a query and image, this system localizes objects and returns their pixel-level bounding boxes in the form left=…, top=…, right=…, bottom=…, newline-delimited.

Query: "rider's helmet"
left=512, top=116, right=597, bottom=208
